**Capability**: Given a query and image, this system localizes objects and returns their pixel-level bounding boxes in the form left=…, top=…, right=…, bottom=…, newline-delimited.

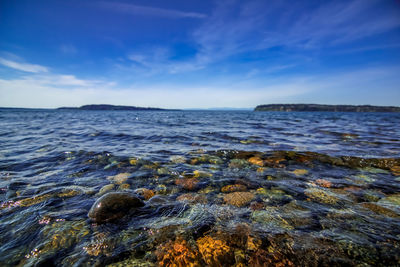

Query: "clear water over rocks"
left=1, top=109, right=400, bottom=266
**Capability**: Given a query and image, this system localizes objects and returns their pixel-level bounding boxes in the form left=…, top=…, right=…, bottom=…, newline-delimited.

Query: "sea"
left=1, top=109, right=400, bottom=266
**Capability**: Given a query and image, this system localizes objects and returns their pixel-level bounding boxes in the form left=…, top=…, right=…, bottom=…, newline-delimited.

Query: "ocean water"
left=0, top=109, right=400, bottom=266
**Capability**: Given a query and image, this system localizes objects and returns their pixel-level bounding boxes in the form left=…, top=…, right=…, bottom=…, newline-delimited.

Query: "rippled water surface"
left=1, top=109, right=400, bottom=266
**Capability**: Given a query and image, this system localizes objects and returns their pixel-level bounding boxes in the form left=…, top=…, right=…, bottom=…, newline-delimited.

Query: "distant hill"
left=254, top=104, right=400, bottom=112
left=58, top=104, right=179, bottom=111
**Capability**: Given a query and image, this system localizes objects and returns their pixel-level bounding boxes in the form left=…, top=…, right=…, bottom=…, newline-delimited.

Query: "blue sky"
left=1, top=0, right=400, bottom=108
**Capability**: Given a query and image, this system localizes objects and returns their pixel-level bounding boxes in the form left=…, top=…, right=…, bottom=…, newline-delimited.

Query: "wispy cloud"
left=21, top=74, right=103, bottom=87
left=189, top=0, right=400, bottom=66
left=277, top=0, right=400, bottom=47
left=122, top=0, right=400, bottom=76
left=99, top=2, right=207, bottom=19
left=0, top=57, right=49, bottom=73
left=1, top=59, right=399, bottom=108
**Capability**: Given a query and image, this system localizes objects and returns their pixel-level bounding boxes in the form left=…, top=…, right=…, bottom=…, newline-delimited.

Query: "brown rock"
left=224, top=192, right=255, bottom=207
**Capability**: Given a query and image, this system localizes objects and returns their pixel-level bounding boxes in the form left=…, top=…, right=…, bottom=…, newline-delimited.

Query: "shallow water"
left=0, top=109, right=400, bottom=266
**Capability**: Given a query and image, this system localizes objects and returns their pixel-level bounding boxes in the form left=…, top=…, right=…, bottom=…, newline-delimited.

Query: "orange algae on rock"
left=175, top=178, right=199, bottom=191
left=223, top=192, right=255, bottom=207
left=390, top=165, right=400, bottom=176
left=249, top=248, right=294, bottom=267
left=129, top=158, right=138, bottom=165
left=264, top=156, right=286, bottom=168
left=221, top=184, right=247, bottom=193
left=156, top=239, right=200, bottom=267
left=248, top=157, right=264, bottom=167
left=134, top=188, right=155, bottom=200
left=196, top=236, right=233, bottom=266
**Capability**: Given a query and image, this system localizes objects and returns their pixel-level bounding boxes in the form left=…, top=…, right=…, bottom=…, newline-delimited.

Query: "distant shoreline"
left=1, top=104, right=400, bottom=112
left=57, top=104, right=180, bottom=111
left=255, top=104, right=400, bottom=112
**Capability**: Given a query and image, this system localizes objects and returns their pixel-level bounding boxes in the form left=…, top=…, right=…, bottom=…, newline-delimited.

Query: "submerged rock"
left=361, top=202, right=399, bottom=218
left=248, top=156, right=264, bottom=167
left=175, top=178, right=199, bottom=190
left=304, top=188, right=339, bottom=205
left=97, top=184, right=115, bottom=196
left=177, top=193, right=207, bottom=204
left=88, top=192, right=144, bottom=223
left=221, top=184, right=247, bottom=193
left=134, top=188, right=155, bottom=200
left=196, top=236, right=233, bottom=266
left=107, top=172, right=131, bottom=185
left=156, top=238, right=199, bottom=267
left=223, top=192, right=255, bottom=207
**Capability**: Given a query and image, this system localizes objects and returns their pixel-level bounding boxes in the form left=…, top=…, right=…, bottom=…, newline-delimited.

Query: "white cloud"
left=0, top=77, right=308, bottom=109
left=1, top=66, right=399, bottom=108
left=99, top=2, right=207, bottom=19
left=0, top=57, right=49, bottom=73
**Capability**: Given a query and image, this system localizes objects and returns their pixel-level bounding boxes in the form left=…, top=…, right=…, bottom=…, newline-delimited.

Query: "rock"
left=147, top=195, right=169, bottom=206
left=155, top=184, right=167, bottom=194
left=362, top=190, right=385, bottom=202
left=156, top=238, right=199, bottom=267
left=361, top=202, right=399, bottom=218
left=134, top=188, right=155, bottom=200
left=119, top=183, right=130, bottom=190
left=228, top=159, right=249, bottom=169
left=304, top=188, right=339, bottom=205
left=169, top=155, right=186, bottom=164
left=221, top=184, right=247, bottom=193
left=391, top=165, right=400, bottom=176
left=196, top=236, right=233, bottom=266
left=378, top=193, right=400, bottom=206
left=88, top=192, right=144, bottom=223
left=176, top=193, right=207, bottom=204
left=193, top=170, right=212, bottom=178
left=248, top=157, right=264, bottom=167
left=97, top=184, right=115, bottom=196
left=175, top=178, right=199, bottom=190
left=315, top=179, right=332, bottom=188
left=251, top=208, right=294, bottom=231
left=107, top=172, right=131, bottom=185
left=157, top=167, right=170, bottom=175
left=223, top=192, right=255, bottom=207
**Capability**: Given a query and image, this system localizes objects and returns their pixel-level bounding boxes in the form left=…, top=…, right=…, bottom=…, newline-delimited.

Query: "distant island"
left=58, top=104, right=179, bottom=111
left=254, top=104, right=400, bottom=112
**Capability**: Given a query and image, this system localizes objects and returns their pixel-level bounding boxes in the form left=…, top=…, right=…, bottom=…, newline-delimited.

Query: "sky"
left=0, top=0, right=400, bottom=109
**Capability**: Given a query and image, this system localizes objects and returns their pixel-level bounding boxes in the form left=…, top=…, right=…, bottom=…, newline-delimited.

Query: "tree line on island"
left=58, top=104, right=180, bottom=111
left=254, top=104, right=400, bottom=112
left=52, top=103, right=400, bottom=112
